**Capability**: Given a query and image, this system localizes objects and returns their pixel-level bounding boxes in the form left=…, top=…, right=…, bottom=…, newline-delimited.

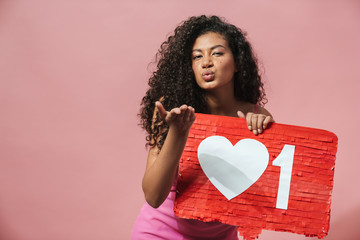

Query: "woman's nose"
left=201, top=56, right=213, bottom=68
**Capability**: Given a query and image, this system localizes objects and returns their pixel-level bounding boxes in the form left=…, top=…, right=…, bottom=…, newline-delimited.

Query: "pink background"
left=0, top=0, right=359, bottom=239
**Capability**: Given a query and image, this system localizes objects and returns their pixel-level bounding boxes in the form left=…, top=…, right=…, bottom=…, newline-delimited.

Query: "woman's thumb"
left=237, top=110, right=246, bottom=119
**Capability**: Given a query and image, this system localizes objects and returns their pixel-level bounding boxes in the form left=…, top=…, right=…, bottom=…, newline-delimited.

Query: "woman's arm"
left=142, top=102, right=196, bottom=208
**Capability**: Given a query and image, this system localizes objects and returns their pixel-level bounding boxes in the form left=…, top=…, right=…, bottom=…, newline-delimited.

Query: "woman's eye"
left=192, top=55, right=202, bottom=60
left=213, top=52, right=224, bottom=56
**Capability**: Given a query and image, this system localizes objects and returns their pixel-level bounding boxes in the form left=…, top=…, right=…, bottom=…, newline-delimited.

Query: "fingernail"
left=258, top=128, right=262, bottom=133
left=248, top=126, right=252, bottom=131
left=253, top=130, right=258, bottom=135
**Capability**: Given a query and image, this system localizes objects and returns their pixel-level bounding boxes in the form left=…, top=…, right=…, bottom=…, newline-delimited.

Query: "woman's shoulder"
left=236, top=100, right=272, bottom=117
left=255, top=104, right=273, bottom=118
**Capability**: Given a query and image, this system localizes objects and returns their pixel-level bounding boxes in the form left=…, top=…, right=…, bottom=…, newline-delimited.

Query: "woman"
left=131, top=15, right=273, bottom=239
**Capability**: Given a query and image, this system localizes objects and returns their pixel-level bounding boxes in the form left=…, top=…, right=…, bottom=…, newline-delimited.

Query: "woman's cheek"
left=192, top=63, right=199, bottom=75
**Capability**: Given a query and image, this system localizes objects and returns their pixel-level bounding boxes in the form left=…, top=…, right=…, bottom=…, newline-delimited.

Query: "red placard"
left=174, top=113, right=338, bottom=239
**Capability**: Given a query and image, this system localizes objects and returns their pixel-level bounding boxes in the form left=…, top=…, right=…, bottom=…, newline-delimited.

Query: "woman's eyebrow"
left=192, top=44, right=226, bottom=52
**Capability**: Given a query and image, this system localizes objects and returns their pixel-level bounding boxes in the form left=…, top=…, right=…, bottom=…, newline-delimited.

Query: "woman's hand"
left=237, top=110, right=274, bottom=135
left=156, top=101, right=196, bottom=134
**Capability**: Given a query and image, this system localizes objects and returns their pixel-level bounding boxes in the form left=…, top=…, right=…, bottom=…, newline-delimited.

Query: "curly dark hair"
left=139, top=15, right=267, bottom=149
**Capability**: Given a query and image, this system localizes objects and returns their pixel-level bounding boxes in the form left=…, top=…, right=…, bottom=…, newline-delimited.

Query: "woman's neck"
left=204, top=83, right=255, bottom=117
left=205, top=90, right=240, bottom=117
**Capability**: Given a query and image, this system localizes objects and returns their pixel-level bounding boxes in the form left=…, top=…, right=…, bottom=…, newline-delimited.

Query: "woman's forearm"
left=142, top=126, right=189, bottom=208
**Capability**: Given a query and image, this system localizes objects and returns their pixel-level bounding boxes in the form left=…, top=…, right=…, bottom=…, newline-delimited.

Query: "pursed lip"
left=201, top=70, right=215, bottom=81
left=202, top=70, right=214, bottom=76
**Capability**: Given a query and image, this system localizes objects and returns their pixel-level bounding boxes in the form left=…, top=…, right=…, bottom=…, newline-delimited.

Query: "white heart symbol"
left=197, top=136, right=269, bottom=200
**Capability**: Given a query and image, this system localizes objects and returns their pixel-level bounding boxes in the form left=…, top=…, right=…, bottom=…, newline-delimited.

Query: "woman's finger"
left=170, top=107, right=181, bottom=115
left=180, top=106, right=189, bottom=123
left=180, top=104, right=187, bottom=111
left=189, top=106, right=196, bottom=122
left=166, top=107, right=180, bottom=123
left=156, top=101, right=168, bottom=120
left=257, top=114, right=266, bottom=134
left=251, top=114, right=258, bottom=135
left=246, top=112, right=253, bottom=130
left=178, top=105, right=188, bottom=123
left=237, top=110, right=246, bottom=119
left=183, top=107, right=192, bottom=123
left=263, top=116, right=273, bottom=129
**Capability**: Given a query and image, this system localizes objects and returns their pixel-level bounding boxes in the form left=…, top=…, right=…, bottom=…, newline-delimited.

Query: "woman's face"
left=192, top=32, right=237, bottom=92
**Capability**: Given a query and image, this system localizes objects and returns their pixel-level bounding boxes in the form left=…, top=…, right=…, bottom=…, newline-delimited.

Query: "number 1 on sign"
left=272, top=145, right=295, bottom=210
